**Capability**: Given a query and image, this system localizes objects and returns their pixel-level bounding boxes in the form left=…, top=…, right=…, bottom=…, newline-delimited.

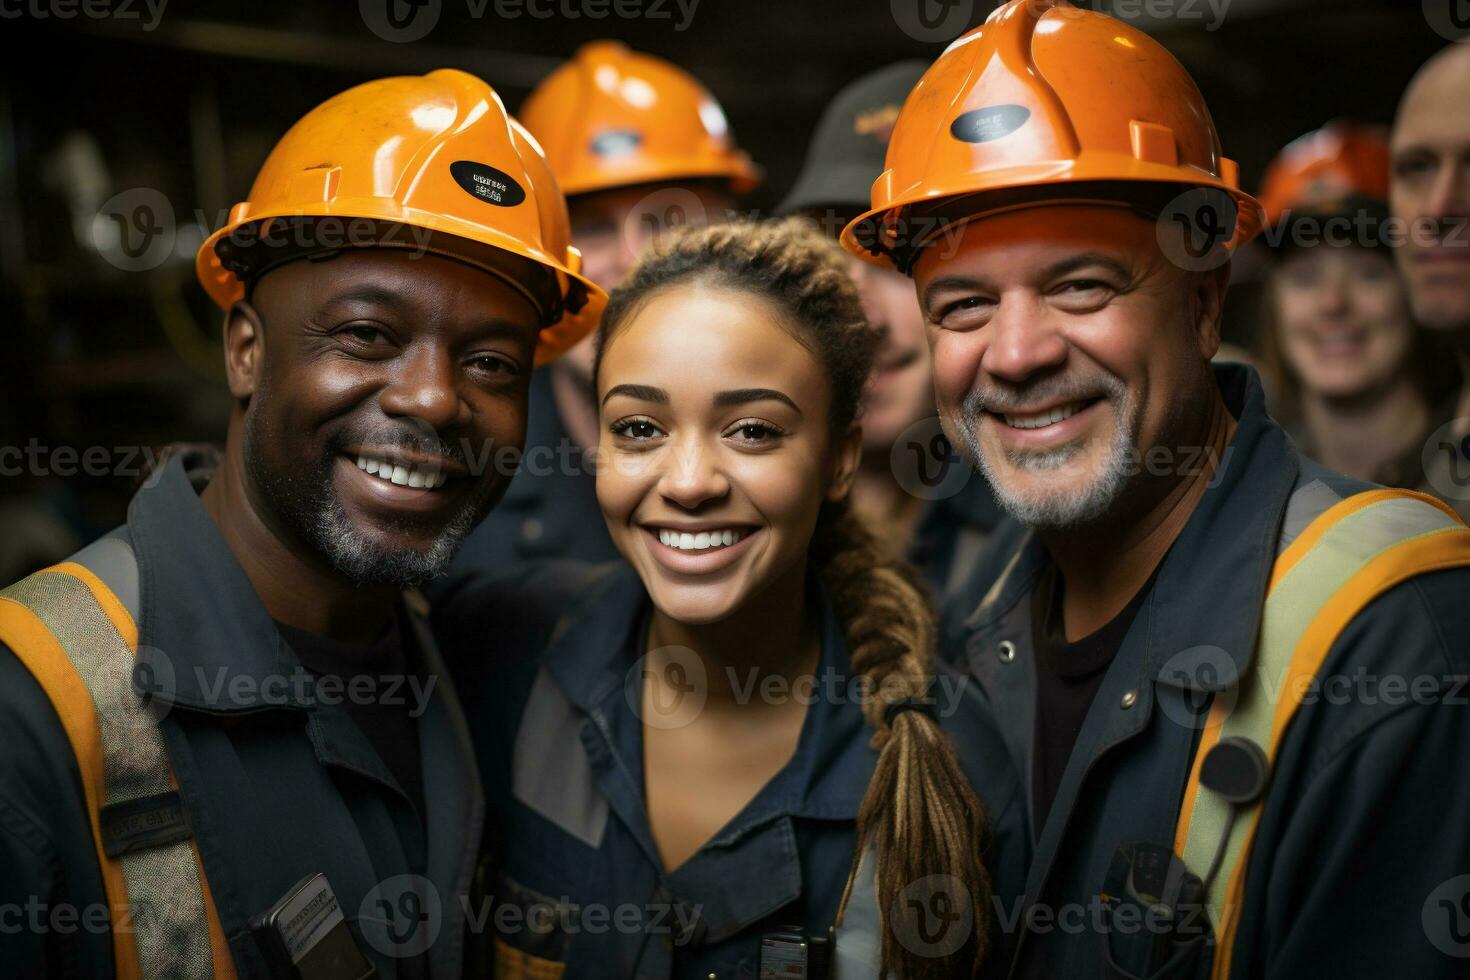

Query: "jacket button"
left=998, top=640, right=1017, bottom=663
left=521, top=517, right=544, bottom=541
left=1120, top=689, right=1138, bottom=709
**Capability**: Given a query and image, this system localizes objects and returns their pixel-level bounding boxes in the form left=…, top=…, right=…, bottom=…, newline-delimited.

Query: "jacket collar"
left=541, top=564, right=873, bottom=824
left=963, top=364, right=1300, bottom=692
left=127, top=454, right=441, bottom=721
left=540, top=564, right=874, bottom=946
left=130, top=453, right=315, bottom=712
left=125, top=454, right=484, bottom=976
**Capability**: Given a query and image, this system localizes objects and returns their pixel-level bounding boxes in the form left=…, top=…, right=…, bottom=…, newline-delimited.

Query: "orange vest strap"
left=0, top=562, right=237, bottom=979
left=1173, top=489, right=1470, bottom=980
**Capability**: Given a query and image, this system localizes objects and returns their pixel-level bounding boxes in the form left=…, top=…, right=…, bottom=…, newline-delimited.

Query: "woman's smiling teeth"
left=1003, top=401, right=1087, bottom=430
left=355, top=454, right=447, bottom=489
left=657, top=528, right=747, bottom=551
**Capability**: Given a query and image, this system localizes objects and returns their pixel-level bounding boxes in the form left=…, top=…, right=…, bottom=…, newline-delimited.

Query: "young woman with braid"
left=435, top=218, right=1024, bottom=980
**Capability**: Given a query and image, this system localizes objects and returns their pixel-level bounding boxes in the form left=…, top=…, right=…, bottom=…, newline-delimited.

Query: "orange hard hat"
left=518, top=41, right=761, bottom=197
left=196, top=68, right=605, bottom=365
left=841, top=0, right=1262, bottom=271
left=1257, top=121, right=1390, bottom=227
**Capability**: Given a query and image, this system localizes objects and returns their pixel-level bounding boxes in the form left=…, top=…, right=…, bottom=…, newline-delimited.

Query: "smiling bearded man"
left=843, top=2, right=1470, bottom=979
left=0, top=69, right=604, bottom=979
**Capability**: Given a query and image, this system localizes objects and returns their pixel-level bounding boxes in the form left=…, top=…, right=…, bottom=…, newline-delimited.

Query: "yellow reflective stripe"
left=1179, top=497, right=1465, bottom=918
left=1269, top=489, right=1465, bottom=592
left=1208, top=525, right=1470, bottom=979
left=0, top=593, right=142, bottom=980
left=1268, top=489, right=1401, bottom=591
left=45, top=562, right=139, bottom=652
left=1269, top=530, right=1470, bottom=748
left=1171, top=696, right=1228, bottom=858
left=2, top=564, right=237, bottom=979
left=1172, top=489, right=1470, bottom=979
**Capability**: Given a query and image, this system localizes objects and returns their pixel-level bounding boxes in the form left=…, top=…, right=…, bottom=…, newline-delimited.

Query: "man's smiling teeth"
left=355, top=455, right=447, bottom=489
left=657, top=528, right=746, bottom=551
left=1004, top=402, right=1085, bottom=430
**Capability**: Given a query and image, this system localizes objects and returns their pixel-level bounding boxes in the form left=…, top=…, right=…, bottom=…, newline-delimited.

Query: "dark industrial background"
left=0, top=0, right=1451, bottom=576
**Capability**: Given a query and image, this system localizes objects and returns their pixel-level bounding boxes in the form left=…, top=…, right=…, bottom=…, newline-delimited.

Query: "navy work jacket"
left=0, top=454, right=483, bottom=979
left=437, top=564, right=1029, bottom=979
left=944, top=365, right=1470, bottom=979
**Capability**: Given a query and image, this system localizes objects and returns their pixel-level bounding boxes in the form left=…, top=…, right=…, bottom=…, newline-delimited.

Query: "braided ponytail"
left=813, top=499, right=992, bottom=979
left=597, top=217, right=992, bottom=978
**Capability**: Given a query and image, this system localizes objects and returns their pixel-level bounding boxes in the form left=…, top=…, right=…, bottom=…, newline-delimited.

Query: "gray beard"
left=309, top=492, right=478, bottom=588
left=954, top=375, right=1139, bottom=530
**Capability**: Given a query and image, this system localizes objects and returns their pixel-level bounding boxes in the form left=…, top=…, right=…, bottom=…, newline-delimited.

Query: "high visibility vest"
left=0, top=531, right=237, bottom=979
left=1173, top=488, right=1470, bottom=978
left=831, top=488, right=1470, bottom=980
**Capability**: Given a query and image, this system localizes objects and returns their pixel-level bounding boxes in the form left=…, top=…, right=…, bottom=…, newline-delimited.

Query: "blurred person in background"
left=446, top=42, right=760, bottom=577
left=778, top=61, right=1008, bottom=601
left=1257, top=121, right=1463, bottom=510
left=1392, top=43, right=1470, bottom=508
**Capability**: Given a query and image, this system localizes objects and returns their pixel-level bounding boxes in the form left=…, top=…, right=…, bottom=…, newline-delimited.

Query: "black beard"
left=242, top=410, right=496, bottom=588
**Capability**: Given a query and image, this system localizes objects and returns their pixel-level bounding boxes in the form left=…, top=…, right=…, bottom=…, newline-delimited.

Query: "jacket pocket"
left=1096, top=842, right=1213, bottom=980
left=495, top=939, right=567, bottom=980
left=491, top=871, right=578, bottom=980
